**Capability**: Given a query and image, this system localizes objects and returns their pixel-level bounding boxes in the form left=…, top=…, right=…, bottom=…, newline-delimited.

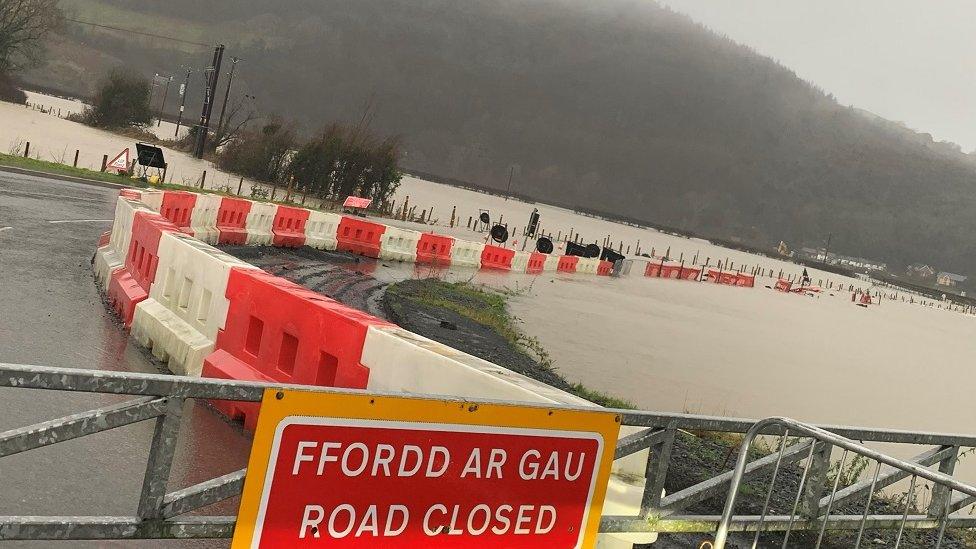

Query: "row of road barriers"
left=90, top=189, right=654, bottom=546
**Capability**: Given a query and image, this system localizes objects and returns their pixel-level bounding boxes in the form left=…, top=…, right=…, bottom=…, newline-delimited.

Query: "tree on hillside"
left=215, top=117, right=296, bottom=183
left=285, top=122, right=402, bottom=203
left=81, top=68, right=152, bottom=127
left=0, top=0, right=63, bottom=103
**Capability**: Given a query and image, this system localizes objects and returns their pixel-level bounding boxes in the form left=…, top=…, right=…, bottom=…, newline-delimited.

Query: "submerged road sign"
left=232, top=390, right=620, bottom=548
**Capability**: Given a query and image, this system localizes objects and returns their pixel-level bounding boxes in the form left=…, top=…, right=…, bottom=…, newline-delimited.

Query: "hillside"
left=24, top=0, right=976, bottom=277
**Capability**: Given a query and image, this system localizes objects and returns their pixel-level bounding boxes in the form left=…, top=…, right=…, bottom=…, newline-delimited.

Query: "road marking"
left=0, top=189, right=103, bottom=203
left=48, top=219, right=113, bottom=224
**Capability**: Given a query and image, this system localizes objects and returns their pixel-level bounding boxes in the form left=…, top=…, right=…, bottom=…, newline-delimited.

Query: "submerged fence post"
left=73, top=149, right=79, bottom=168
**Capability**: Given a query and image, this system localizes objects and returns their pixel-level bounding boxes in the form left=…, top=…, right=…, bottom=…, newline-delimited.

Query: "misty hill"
left=26, top=0, right=976, bottom=276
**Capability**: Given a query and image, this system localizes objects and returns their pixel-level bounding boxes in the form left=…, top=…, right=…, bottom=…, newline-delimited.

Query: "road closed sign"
left=232, top=390, right=620, bottom=548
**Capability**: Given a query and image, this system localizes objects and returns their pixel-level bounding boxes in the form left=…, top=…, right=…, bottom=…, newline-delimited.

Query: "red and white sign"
left=248, top=417, right=604, bottom=548
left=342, top=196, right=372, bottom=209
left=106, top=148, right=130, bottom=173
left=233, top=391, right=618, bottom=549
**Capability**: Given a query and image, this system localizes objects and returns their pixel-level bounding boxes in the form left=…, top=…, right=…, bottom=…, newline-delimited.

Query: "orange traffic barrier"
left=106, top=212, right=178, bottom=326
left=216, top=197, right=252, bottom=245
left=158, top=191, right=197, bottom=233
left=336, top=216, right=386, bottom=257
left=597, top=260, right=614, bottom=276
left=526, top=252, right=547, bottom=274
left=416, top=233, right=454, bottom=266
left=480, top=244, right=515, bottom=270
left=271, top=205, right=309, bottom=248
left=557, top=255, right=579, bottom=273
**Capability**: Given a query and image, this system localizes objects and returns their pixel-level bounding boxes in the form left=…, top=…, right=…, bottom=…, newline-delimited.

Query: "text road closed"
left=250, top=417, right=604, bottom=547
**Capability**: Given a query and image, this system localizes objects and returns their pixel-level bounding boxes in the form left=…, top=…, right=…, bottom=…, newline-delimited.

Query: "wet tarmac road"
left=0, top=171, right=249, bottom=548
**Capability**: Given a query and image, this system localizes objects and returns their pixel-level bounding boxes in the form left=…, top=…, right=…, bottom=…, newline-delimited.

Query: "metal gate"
left=1, top=362, right=975, bottom=544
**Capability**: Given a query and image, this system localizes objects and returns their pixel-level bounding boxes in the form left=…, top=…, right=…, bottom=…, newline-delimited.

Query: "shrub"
left=0, top=73, right=26, bottom=104
left=215, top=118, right=295, bottom=184
left=81, top=68, right=151, bottom=128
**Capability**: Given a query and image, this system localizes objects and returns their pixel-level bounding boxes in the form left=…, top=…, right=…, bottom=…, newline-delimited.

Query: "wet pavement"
left=0, top=170, right=248, bottom=548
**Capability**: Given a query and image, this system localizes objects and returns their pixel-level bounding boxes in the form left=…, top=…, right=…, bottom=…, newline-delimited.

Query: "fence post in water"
left=270, top=183, right=276, bottom=201
left=679, top=252, right=684, bottom=263
left=161, top=164, right=168, bottom=184
left=100, top=154, right=108, bottom=172
left=285, top=176, right=294, bottom=202
left=467, top=216, right=472, bottom=229
left=237, top=177, right=244, bottom=195
left=626, top=245, right=630, bottom=254
left=450, top=206, right=456, bottom=227
left=200, top=170, right=207, bottom=189
left=72, top=149, right=79, bottom=168
left=23, top=142, right=29, bottom=158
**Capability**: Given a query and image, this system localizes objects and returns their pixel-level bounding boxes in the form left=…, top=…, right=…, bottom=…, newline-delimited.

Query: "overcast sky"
left=660, top=0, right=976, bottom=151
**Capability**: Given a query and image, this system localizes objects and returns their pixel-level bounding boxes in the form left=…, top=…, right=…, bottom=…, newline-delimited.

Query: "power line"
left=65, top=17, right=213, bottom=48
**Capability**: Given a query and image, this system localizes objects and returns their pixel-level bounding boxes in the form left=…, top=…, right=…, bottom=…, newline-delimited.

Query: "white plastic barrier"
left=305, top=210, right=341, bottom=251
left=363, top=325, right=590, bottom=405
left=361, top=325, right=657, bottom=546
left=510, top=250, right=531, bottom=273
left=449, top=238, right=485, bottom=268
left=138, top=189, right=164, bottom=212
left=130, top=231, right=260, bottom=376
left=542, top=253, right=561, bottom=272
left=576, top=257, right=601, bottom=275
left=379, top=226, right=422, bottom=262
left=244, top=202, right=277, bottom=246
left=188, top=193, right=222, bottom=245
left=93, top=197, right=154, bottom=289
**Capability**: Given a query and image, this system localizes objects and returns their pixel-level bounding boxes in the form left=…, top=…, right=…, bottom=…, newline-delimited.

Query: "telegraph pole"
left=215, top=56, right=240, bottom=139
left=193, top=43, right=225, bottom=159
left=505, top=165, right=515, bottom=201
left=822, top=233, right=832, bottom=264
left=156, top=75, right=172, bottom=127
left=174, top=67, right=191, bottom=137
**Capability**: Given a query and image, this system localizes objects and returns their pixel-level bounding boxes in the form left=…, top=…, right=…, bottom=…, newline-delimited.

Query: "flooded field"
left=5, top=93, right=975, bottom=465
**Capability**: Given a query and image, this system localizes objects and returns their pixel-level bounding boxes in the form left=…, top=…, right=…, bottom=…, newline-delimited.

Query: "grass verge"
left=0, top=151, right=137, bottom=186
left=385, top=279, right=635, bottom=409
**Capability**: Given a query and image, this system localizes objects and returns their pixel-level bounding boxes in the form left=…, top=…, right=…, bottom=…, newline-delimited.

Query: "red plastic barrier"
left=336, top=216, right=386, bottom=257
left=774, top=279, right=793, bottom=292
left=205, top=269, right=392, bottom=407
left=216, top=197, right=252, bottom=245
left=480, top=245, right=515, bottom=270
left=119, top=189, right=141, bottom=199
left=159, top=191, right=197, bottom=232
left=201, top=349, right=274, bottom=431
left=526, top=252, right=547, bottom=274
left=106, top=212, right=178, bottom=326
left=271, top=205, right=310, bottom=248
left=707, top=270, right=739, bottom=285
left=645, top=262, right=701, bottom=281
left=416, top=233, right=454, bottom=265
left=597, top=260, right=614, bottom=276
left=557, top=255, right=579, bottom=273
left=735, top=274, right=755, bottom=287
left=97, top=230, right=111, bottom=247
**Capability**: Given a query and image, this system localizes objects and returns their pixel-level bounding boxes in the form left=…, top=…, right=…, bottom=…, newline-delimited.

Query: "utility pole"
left=157, top=75, right=172, bottom=127
left=194, top=44, right=225, bottom=159
left=175, top=68, right=191, bottom=137
left=505, top=165, right=515, bottom=201
left=215, top=56, right=241, bottom=139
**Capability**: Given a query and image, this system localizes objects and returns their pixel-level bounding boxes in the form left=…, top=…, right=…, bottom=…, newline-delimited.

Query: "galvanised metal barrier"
left=713, top=418, right=976, bottom=548
left=1, top=362, right=976, bottom=543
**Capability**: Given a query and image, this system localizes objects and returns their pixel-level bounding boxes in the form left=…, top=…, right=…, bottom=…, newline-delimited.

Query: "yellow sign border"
left=231, top=389, right=621, bottom=548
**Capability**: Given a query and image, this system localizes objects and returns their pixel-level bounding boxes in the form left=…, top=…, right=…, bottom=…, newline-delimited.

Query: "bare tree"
left=0, top=0, right=63, bottom=75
